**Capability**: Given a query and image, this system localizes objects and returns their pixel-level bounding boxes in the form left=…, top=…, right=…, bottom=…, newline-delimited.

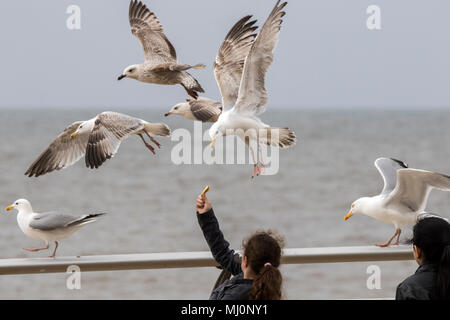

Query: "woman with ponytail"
left=196, top=192, right=284, bottom=300
left=396, top=217, right=450, bottom=300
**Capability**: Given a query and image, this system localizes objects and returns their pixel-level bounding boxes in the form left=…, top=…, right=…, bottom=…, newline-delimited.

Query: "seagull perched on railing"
left=345, top=158, right=450, bottom=247
left=6, top=199, right=105, bottom=258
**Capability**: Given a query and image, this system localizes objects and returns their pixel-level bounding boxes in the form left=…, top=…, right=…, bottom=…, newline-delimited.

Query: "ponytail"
left=249, top=264, right=282, bottom=300
left=242, top=230, right=285, bottom=300
left=436, top=245, right=450, bottom=300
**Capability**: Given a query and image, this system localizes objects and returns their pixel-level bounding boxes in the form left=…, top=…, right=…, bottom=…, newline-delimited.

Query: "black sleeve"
left=197, top=208, right=242, bottom=276
left=395, top=277, right=423, bottom=300
left=395, top=283, right=407, bottom=300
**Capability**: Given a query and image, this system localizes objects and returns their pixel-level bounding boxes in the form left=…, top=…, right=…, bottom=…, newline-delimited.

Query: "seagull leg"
left=249, top=145, right=261, bottom=178
left=258, top=143, right=265, bottom=175
left=144, top=131, right=161, bottom=148
left=252, top=164, right=261, bottom=178
left=376, top=228, right=401, bottom=247
left=138, top=134, right=155, bottom=154
left=23, top=241, right=49, bottom=252
left=393, top=229, right=402, bottom=246
left=47, top=241, right=58, bottom=258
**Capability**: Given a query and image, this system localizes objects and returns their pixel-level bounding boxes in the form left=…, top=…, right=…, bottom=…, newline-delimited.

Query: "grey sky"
left=0, top=0, right=449, bottom=109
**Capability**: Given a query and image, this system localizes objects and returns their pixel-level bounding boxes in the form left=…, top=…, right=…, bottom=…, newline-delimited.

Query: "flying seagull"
left=118, top=0, right=206, bottom=99
left=165, top=14, right=258, bottom=122
left=345, top=157, right=450, bottom=247
left=209, top=1, right=296, bottom=178
left=25, top=111, right=171, bottom=177
left=165, top=97, right=222, bottom=122
left=6, top=199, right=105, bottom=258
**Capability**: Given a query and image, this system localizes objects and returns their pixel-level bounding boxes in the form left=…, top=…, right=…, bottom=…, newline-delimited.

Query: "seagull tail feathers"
left=180, top=72, right=205, bottom=99
left=261, top=127, right=297, bottom=149
left=191, top=63, right=206, bottom=70
left=66, top=213, right=106, bottom=228
left=144, top=123, right=171, bottom=137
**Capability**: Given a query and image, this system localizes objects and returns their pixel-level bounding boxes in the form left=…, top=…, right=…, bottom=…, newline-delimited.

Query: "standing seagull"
left=165, top=15, right=259, bottom=122
left=209, top=1, right=296, bottom=178
left=6, top=199, right=105, bottom=258
left=118, top=0, right=206, bottom=99
left=345, top=158, right=450, bottom=247
left=25, top=111, right=171, bottom=177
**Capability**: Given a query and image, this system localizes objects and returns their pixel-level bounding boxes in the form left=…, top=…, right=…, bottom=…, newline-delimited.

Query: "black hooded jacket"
left=396, top=263, right=438, bottom=300
left=197, top=208, right=253, bottom=300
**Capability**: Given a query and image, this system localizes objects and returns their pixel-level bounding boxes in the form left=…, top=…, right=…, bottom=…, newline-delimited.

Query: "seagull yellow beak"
left=344, top=210, right=353, bottom=221
left=210, top=139, right=216, bottom=149
left=70, top=132, right=79, bottom=139
left=5, top=205, right=14, bottom=212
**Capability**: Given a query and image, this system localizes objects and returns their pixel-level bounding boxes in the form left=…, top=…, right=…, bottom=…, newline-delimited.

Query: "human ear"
left=241, top=255, right=248, bottom=269
left=413, top=245, right=423, bottom=264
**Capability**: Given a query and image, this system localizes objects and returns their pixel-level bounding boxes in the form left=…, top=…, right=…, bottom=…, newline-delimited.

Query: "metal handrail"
left=0, top=245, right=413, bottom=275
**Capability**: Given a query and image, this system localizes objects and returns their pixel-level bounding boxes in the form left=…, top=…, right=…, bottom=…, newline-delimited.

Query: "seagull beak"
left=210, top=139, right=216, bottom=149
left=70, top=132, right=79, bottom=139
left=164, top=112, right=170, bottom=117
left=344, top=210, right=353, bottom=221
left=117, top=74, right=126, bottom=81
left=5, top=205, right=14, bottom=212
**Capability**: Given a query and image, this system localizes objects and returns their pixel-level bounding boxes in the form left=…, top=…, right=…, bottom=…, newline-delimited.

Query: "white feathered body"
left=219, top=110, right=269, bottom=140
left=358, top=195, right=418, bottom=228
left=16, top=210, right=84, bottom=243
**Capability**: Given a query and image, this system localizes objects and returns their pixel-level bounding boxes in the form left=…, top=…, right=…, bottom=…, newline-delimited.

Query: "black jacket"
left=197, top=208, right=253, bottom=300
left=396, top=263, right=438, bottom=300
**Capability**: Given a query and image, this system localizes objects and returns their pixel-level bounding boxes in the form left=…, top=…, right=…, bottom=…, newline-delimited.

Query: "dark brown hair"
left=242, top=230, right=285, bottom=300
left=413, top=217, right=450, bottom=299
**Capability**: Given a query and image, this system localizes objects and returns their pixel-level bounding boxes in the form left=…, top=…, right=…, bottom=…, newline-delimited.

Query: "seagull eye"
left=15, top=202, right=18, bottom=205
left=129, top=69, right=134, bottom=73
left=174, top=107, right=178, bottom=110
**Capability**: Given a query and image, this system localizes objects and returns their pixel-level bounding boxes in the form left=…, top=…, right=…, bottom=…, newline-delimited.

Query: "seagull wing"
left=233, top=1, right=287, bottom=115
left=188, top=97, right=222, bottom=122
left=386, top=169, right=450, bottom=213
left=85, top=112, right=144, bottom=169
left=214, top=15, right=258, bottom=111
left=30, top=212, right=104, bottom=231
left=29, top=212, right=80, bottom=231
left=24, top=121, right=88, bottom=177
left=129, top=0, right=177, bottom=65
left=374, top=157, right=408, bottom=196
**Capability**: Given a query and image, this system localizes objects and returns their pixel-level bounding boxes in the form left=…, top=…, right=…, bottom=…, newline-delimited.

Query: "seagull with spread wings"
left=118, top=0, right=205, bottom=99
left=165, top=15, right=258, bottom=122
left=25, top=111, right=171, bottom=177
left=345, top=158, right=450, bottom=247
left=208, top=1, right=296, bottom=178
